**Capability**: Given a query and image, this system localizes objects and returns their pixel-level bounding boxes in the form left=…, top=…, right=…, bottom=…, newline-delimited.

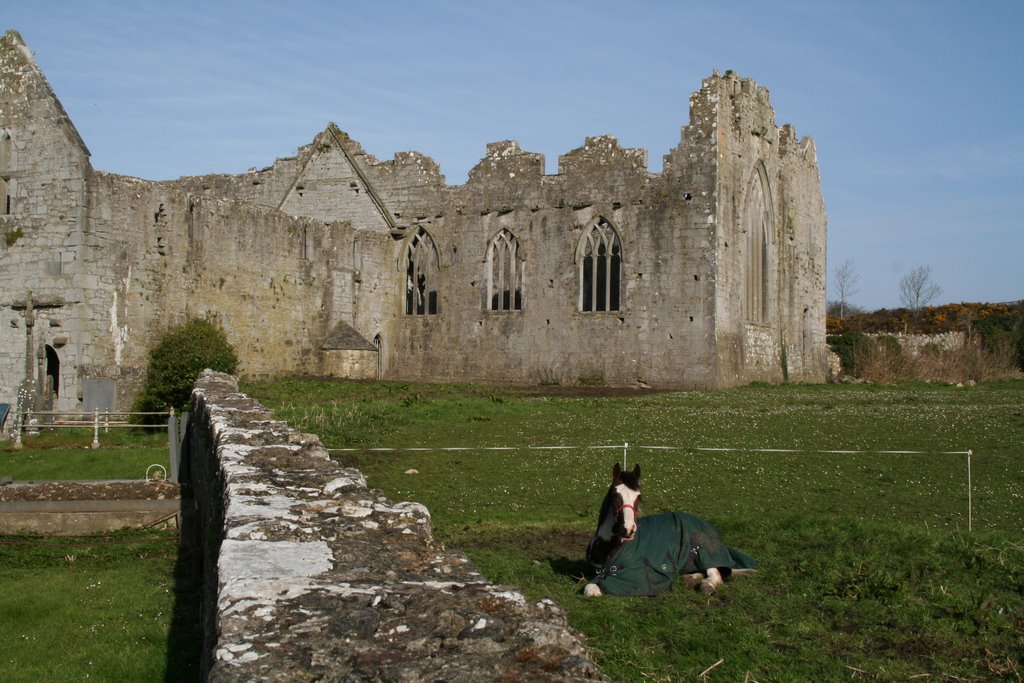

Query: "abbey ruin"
left=1, top=29, right=827, bottom=420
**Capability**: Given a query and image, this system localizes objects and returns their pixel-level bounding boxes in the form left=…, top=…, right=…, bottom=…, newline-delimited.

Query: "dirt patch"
left=0, top=480, right=183, bottom=502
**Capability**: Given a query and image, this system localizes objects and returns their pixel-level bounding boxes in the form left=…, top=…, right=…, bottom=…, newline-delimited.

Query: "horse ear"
left=612, top=462, right=622, bottom=481
left=632, top=464, right=641, bottom=480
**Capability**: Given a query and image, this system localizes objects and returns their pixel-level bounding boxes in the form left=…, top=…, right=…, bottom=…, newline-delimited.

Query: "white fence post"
left=12, top=413, right=22, bottom=450
left=967, top=449, right=973, bottom=533
left=91, top=409, right=100, bottom=449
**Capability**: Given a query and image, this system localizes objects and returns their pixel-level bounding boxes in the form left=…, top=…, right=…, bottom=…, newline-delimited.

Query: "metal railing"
left=11, top=409, right=174, bottom=450
left=8, top=407, right=189, bottom=485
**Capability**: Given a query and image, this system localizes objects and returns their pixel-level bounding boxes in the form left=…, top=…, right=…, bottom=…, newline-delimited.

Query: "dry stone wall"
left=187, top=370, right=606, bottom=682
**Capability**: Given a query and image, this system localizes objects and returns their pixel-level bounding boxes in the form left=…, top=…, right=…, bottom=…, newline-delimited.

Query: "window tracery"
left=577, top=217, right=621, bottom=312
left=487, top=228, right=523, bottom=311
left=405, top=226, right=439, bottom=315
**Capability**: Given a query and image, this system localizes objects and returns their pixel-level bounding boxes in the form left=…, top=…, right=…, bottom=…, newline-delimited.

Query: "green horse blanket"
left=586, top=512, right=757, bottom=596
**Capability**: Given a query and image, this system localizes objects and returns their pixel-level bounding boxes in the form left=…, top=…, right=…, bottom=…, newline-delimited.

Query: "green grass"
left=1, top=428, right=196, bottom=682
left=2, top=428, right=170, bottom=480
left=0, top=529, right=201, bottom=682
left=246, top=377, right=1024, bottom=681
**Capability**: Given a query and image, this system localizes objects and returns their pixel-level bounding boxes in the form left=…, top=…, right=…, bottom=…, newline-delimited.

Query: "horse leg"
left=583, top=583, right=603, bottom=597
left=699, top=567, right=724, bottom=595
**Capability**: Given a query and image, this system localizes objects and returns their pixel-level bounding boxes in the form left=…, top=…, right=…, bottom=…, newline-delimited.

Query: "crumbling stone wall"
left=1, top=30, right=362, bottom=419
left=869, top=331, right=966, bottom=356
left=187, top=370, right=605, bottom=681
left=2, top=28, right=830, bottom=413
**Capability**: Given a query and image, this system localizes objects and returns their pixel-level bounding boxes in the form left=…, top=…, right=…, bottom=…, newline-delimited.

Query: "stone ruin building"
left=1, top=29, right=828, bottom=422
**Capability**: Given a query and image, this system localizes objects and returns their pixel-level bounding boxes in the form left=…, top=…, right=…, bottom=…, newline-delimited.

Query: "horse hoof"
left=583, top=583, right=603, bottom=597
left=683, top=574, right=702, bottom=590
left=699, top=580, right=717, bottom=595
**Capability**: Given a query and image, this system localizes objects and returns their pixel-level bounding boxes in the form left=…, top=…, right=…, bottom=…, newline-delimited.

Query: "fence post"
left=91, top=409, right=100, bottom=449
left=967, top=449, right=973, bottom=533
left=12, top=413, right=22, bottom=450
left=168, top=408, right=180, bottom=483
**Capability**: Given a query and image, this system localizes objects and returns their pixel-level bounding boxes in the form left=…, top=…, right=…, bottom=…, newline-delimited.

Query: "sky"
left=5, top=0, right=1022, bottom=310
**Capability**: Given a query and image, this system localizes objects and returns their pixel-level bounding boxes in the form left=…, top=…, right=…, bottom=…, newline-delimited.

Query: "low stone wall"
left=867, top=331, right=966, bottom=356
left=186, top=370, right=605, bottom=682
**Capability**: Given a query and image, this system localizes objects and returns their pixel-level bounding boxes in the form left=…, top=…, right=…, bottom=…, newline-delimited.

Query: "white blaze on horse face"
left=616, top=483, right=640, bottom=539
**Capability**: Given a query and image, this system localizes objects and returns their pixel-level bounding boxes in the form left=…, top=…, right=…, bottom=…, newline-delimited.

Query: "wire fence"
left=327, top=442, right=976, bottom=531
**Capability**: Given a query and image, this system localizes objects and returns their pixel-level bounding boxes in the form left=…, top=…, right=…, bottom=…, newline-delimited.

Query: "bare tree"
left=831, top=258, right=860, bottom=319
left=899, top=265, right=943, bottom=315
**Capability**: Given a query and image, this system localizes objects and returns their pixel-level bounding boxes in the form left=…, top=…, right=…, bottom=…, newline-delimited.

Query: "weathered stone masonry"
left=188, top=370, right=606, bottom=681
left=1, top=28, right=828, bottom=423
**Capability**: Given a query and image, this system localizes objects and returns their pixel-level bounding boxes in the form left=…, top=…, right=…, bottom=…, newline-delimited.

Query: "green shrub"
left=973, top=307, right=1024, bottom=370
left=827, top=331, right=869, bottom=375
left=132, top=319, right=238, bottom=421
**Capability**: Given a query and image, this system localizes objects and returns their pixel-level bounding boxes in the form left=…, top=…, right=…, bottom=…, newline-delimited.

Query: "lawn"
left=1, top=427, right=199, bottom=683
left=247, top=378, right=1024, bottom=681
left=0, top=528, right=201, bottom=682
left=3, top=380, right=1022, bottom=681
left=2, top=426, right=171, bottom=481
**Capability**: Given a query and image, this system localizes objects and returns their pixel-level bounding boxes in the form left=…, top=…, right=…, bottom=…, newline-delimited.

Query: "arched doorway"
left=44, top=344, right=59, bottom=410
left=373, top=334, right=383, bottom=379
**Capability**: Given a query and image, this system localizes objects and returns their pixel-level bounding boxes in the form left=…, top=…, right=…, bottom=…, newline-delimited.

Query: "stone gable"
left=1, top=30, right=828, bottom=420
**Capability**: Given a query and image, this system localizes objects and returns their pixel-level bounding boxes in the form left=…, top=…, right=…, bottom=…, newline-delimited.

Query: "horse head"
left=597, top=462, right=642, bottom=543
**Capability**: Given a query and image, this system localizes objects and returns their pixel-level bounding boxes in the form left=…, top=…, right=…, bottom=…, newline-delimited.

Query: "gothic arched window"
left=404, top=227, right=439, bottom=315
left=744, top=167, right=773, bottom=322
left=486, top=228, right=523, bottom=311
left=577, top=217, right=621, bottom=312
left=0, top=130, right=11, bottom=170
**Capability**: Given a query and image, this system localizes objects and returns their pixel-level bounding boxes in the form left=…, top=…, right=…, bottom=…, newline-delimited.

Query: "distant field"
left=247, top=378, right=1024, bottom=681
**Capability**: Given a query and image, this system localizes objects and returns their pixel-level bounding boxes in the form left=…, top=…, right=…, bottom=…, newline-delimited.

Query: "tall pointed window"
left=0, top=177, right=10, bottom=216
left=0, top=130, right=11, bottom=170
left=1, top=131, right=12, bottom=215
left=404, top=226, right=439, bottom=315
left=487, top=228, right=523, bottom=311
left=744, top=166, right=773, bottom=322
left=577, top=217, right=621, bottom=312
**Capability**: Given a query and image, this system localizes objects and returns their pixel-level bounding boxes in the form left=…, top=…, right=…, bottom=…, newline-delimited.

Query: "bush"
left=132, top=319, right=238, bottom=421
left=827, top=331, right=869, bottom=375
left=854, top=335, right=906, bottom=383
left=830, top=331, right=1022, bottom=384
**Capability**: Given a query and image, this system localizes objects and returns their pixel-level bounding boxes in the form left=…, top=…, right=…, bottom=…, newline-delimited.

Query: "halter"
left=616, top=501, right=639, bottom=518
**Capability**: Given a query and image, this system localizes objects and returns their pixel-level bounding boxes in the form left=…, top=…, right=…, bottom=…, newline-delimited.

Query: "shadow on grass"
left=164, top=505, right=203, bottom=682
left=549, top=557, right=592, bottom=583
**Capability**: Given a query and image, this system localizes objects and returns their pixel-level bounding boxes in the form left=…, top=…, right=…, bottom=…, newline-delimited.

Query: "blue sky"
left=5, top=0, right=1022, bottom=310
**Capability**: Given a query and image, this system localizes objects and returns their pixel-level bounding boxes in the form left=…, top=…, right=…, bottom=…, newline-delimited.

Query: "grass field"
left=1, top=427, right=171, bottom=481
left=0, top=429, right=199, bottom=683
left=2, top=380, right=1021, bottom=681
left=0, top=528, right=200, bottom=682
left=246, top=378, right=1024, bottom=681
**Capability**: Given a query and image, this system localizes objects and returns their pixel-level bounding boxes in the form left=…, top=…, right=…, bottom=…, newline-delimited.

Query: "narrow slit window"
left=0, top=177, right=10, bottom=215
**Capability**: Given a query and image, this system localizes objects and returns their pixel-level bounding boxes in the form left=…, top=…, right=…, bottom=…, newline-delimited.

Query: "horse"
left=583, top=462, right=757, bottom=597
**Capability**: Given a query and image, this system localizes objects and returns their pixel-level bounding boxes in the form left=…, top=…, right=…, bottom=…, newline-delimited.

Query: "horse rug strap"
left=587, top=512, right=757, bottom=597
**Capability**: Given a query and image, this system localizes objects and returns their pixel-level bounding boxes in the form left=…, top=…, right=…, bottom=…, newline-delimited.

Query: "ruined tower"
left=0, top=30, right=827, bottom=422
